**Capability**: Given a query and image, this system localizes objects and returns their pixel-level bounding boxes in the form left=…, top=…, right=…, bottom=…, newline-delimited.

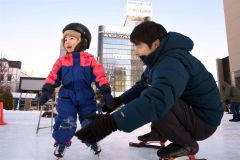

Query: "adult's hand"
left=75, top=114, right=117, bottom=144
left=101, top=97, right=123, bottom=113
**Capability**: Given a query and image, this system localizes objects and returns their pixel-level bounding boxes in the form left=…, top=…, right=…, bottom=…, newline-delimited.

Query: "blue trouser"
left=230, top=102, right=240, bottom=119
left=52, top=97, right=97, bottom=144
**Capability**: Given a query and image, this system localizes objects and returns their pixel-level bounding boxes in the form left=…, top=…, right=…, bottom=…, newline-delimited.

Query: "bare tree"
left=0, top=58, right=11, bottom=92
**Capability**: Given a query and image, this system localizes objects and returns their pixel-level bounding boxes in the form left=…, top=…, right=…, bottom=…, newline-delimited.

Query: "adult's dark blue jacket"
left=112, top=32, right=223, bottom=132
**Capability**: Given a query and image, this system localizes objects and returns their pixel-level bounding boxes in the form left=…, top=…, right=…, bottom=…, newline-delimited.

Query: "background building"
left=216, top=56, right=231, bottom=85
left=218, top=0, right=240, bottom=88
left=98, top=0, right=152, bottom=96
left=98, top=26, right=142, bottom=96
left=16, top=77, right=45, bottom=110
left=123, top=0, right=152, bottom=27
left=0, top=58, right=37, bottom=110
left=0, top=58, right=23, bottom=92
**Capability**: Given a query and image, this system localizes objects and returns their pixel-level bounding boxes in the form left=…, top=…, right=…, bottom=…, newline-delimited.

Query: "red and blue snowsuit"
left=44, top=51, right=109, bottom=144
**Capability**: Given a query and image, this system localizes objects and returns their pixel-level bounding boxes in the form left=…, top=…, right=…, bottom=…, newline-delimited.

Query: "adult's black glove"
left=39, top=84, right=54, bottom=106
left=113, top=97, right=123, bottom=108
left=101, top=97, right=123, bottom=113
left=99, top=85, right=114, bottom=110
left=75, top=114, right=117, bottom=144
left=101, top=104, right=114, bottom=113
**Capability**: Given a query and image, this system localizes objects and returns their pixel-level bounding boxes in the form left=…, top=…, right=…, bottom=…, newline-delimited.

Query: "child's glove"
left=39, top=93, right=49, bottom=106
left=103, top=92, right=114, bottom=108
left=99, top=85, right=114, bottom=109
left=39, top=84, right=54, bottom=106
left=101, top=97, right=123, bottom=113
left=75, top=114, right=117, bottom=144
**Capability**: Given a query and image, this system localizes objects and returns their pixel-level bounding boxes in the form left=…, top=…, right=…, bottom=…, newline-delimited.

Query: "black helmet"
left=62, top=23, right=91, bottom=49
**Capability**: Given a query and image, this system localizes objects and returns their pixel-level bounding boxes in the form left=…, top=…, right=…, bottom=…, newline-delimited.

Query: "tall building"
left=98, top=0, right=152, bottom=96
left=221, top=0, right=240, bottom=88
left=98, top=26, right=141, bottom=96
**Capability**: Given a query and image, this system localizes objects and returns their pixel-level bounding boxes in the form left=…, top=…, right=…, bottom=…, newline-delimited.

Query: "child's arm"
left=90, top=57, right=109, bottom=88
left=90, top=56, right=114, bottom=109
left=39, top=58, right=62, bottom=106
left=45, top=58, right=62, bottom=88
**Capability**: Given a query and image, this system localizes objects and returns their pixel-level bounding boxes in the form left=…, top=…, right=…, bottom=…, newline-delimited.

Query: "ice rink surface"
left=1, top=110, right=240, bottom=160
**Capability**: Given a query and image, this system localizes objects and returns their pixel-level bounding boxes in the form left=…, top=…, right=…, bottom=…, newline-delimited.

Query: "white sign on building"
left=126, top=0, right=152, bottom=18
left=124, top=0, right=152, bottom=26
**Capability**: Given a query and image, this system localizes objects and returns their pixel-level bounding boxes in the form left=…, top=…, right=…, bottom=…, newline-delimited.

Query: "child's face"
left=63, top=35, right=81, bottom=53
left=133, top=39, right=160, bottom=57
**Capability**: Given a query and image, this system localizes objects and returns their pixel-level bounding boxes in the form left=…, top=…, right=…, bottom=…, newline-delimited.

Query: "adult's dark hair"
left=130, top=21, right=167, bottom=48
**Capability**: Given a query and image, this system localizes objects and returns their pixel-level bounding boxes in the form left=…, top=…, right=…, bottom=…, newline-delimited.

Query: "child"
left=39, top=22, right=114, bottom=158
left=75, top=21, right=224, bottom=159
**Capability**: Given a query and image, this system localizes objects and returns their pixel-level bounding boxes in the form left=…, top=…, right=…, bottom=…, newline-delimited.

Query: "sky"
left=0, top=0, right=228, bottom=79
left=1, top=110, right=240, bottom=160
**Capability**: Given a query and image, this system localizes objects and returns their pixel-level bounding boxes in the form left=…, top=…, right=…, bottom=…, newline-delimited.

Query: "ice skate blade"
left=54, top=154, right=63, bottom=159
left=129, top=141, right=162, bottom=149
left=54, top=156, right=63, bottom=160
left=159, top=156, right=207, bottom=160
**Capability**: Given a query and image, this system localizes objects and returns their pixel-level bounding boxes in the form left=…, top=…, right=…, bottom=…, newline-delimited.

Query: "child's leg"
left=52, top=97, right=78, bottom=145
left=80, top=118, right=101, bottom=154
left=78, top=101, right=101, bottom=154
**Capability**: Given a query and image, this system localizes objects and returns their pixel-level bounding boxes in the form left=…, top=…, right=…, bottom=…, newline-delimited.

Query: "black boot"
left=229, top=115, right=240, bottom=122
left=138, top=128, right=167, bottom=142
left=157, top=142, right=199, bottom=158
left=54, top=144, right=68, bottom=158
left=53, top=141, right=71, bottom=158
left=229, top=118, right=240, bottom=122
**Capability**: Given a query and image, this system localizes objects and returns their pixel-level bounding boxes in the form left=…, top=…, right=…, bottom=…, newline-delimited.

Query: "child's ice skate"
left=53, top=141, right=71, bottom=159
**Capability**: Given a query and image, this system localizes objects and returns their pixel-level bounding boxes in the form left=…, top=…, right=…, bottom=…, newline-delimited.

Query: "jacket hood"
left=163, top=32, right=194, bottom=52
left=141, top=32, right=194, bottom=67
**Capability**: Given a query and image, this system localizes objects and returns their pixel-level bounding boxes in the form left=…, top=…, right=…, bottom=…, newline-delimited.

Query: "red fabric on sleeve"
left=45, top=54, right=73, bottom=85
left=45, top=58, right=62, bottom=85
left=81, top=52, right=110, bottom=87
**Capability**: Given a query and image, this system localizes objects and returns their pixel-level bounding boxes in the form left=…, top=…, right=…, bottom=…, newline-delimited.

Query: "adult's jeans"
left=229, top=102, right=240, bottom=119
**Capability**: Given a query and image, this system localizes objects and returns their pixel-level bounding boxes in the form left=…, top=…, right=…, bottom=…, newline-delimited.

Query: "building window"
left=7, top=74, right=12, bottom=81
left=101, top=35, right=143, bottom=96
left=0, top=74, right=3, bottom=81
